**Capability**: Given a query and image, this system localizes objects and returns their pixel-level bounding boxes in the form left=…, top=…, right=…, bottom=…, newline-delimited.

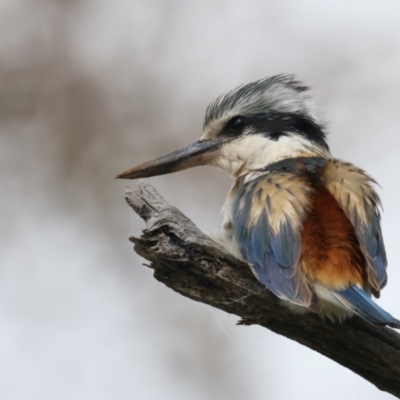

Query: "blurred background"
left=2, top=0, right=400, bottom=399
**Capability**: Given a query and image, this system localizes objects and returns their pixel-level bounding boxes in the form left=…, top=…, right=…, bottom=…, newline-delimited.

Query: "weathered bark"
left=125, top=182, right=400, bottom=398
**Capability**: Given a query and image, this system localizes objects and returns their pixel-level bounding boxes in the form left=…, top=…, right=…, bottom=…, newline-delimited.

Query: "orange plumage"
left=301, top=187, right=366, bottom=289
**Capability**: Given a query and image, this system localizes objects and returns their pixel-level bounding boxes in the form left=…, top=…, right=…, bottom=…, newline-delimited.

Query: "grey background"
left=2, top=0, right=400, bottom=399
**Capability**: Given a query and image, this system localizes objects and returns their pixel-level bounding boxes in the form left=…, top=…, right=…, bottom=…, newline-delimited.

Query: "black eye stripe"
left=248, top=113, right=328, bottom=149
left=218, top=113, right=328, bottom=151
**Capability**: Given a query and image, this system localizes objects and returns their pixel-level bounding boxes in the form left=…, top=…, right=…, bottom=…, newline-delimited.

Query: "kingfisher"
left=117, top=74, right=400, bottom=328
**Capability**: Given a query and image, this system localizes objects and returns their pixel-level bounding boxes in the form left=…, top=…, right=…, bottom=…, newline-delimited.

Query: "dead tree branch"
left=125, top=182, right=400, bottom=398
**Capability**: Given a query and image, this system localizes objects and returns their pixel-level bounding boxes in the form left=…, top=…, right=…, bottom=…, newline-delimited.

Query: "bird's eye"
left=229, top=117, right=247, bottom=133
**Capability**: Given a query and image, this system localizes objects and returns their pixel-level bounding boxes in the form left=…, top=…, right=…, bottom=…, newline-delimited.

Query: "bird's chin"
left=207, top=155, right=243, bottom=178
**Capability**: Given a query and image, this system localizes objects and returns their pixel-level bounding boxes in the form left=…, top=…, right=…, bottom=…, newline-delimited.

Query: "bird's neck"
left=211, top=133, right=330, bottom=178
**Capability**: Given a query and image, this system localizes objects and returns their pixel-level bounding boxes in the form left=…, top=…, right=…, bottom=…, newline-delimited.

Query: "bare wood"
left=125, top=182, right=400, bottom=398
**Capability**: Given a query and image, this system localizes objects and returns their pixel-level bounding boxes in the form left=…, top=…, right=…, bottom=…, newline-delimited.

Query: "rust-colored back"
left=301, top=186, right=366, bottom=289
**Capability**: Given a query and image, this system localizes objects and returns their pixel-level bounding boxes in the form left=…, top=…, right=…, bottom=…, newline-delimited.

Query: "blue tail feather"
left=335, top=286, right=400, bottom=328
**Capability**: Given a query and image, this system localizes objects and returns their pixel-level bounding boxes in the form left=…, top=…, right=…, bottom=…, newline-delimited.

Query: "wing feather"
left=321, top=160, right=387, bottom=292
left=232, top=167, right=319, bottom=309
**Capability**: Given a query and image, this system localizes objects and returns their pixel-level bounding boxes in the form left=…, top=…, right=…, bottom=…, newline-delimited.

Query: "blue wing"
left=356, top=210, right=387, bottom=291
left=232, top=161, right=320, bottom=311
left=320, top=160, right=399, bottom=326
left=322, top=160, right=387, bottom=293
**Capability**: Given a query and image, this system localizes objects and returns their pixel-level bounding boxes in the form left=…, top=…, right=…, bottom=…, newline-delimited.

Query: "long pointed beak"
left=116, top=138, right=224, bottom=179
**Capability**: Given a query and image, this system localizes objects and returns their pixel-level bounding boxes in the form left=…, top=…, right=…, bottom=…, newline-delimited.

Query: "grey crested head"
left=202, top=74, right=329, bottom=152
left=204, top=74, right=316, bottom=127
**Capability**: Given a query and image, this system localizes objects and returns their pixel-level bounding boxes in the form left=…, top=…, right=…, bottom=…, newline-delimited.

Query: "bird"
left=117, top=74, right=400, bottom=328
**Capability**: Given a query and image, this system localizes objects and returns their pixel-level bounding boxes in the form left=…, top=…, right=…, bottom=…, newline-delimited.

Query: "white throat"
left=210, top=133, right=329, bottom=177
